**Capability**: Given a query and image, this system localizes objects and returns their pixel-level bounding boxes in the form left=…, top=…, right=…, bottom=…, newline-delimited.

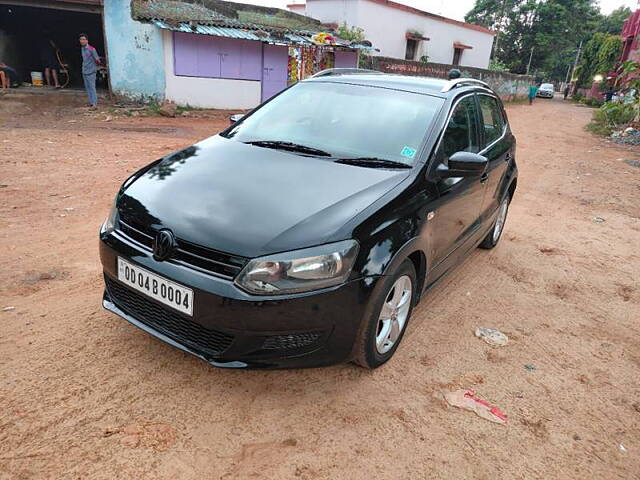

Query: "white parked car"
left=537, top=83, right=555, bottom=98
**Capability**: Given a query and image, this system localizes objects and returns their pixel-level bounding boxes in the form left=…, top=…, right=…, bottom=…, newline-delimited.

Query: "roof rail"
left=311, top=68, right=383, bottom=78
left=441, top=78, right=490, bottom=93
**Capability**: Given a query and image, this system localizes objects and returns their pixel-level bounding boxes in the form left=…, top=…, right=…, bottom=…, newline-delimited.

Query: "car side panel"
left=479, top=96, right=516, bottom=223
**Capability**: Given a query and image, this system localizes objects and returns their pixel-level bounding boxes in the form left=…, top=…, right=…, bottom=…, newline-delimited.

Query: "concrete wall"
left=364, top=56, right=534, bottom=101
left=297, top=0, right=494, bottom=69
left=162, top=31, right=261, bottom=109
left=303, top=0, right=361, bottom=27
left=103, top=0, right=165, bottom=101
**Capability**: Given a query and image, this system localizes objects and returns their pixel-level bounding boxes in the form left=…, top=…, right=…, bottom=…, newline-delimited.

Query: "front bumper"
left=537, top=92, right=554, bottom=98
left=100, top=231, right=380, bottom=369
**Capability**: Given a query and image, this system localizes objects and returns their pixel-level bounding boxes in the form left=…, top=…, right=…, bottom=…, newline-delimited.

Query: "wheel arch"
left=378, top=238, right=428, bottom=304
left=507, top=177, right=517, bottom=202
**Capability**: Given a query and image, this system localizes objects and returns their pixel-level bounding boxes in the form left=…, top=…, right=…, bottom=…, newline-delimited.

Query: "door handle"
left=480, top=173, right=489, bottom=183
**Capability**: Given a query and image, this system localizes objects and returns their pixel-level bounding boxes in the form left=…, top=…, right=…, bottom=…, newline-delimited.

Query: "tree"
left=335, top=23, right=365, bottom=42
left=465, top=0, right=603, bottom=79
left=575, top=33, right=623, bottom=88
left=596, top=6, right=632, bottom=35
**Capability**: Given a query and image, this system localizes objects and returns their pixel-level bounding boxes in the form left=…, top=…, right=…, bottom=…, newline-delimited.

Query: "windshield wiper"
left=334, top=157, right=412, bottom=169
left=243, top=140, right=332, bottom=157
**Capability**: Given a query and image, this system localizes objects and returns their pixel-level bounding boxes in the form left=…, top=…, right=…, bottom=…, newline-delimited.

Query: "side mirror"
left=437, top=151, right=488, bottom=178
left=229, top=113, right=244, bottom=125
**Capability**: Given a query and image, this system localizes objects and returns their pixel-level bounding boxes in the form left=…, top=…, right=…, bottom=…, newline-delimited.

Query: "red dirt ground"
left=1, top=91, right=639, bottom=479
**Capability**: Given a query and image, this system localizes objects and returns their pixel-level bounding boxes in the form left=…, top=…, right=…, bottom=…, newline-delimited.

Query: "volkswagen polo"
left=99, top=70, right=517, bottom=369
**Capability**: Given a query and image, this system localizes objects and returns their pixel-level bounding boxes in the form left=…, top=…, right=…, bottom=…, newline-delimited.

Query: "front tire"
left=479, top=197, right=509, bottom=249
left=352, top=260, right=416, bottom=369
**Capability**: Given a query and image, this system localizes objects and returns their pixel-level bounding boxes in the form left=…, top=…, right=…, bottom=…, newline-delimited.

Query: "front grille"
left=106, top=277, right=234, bottom=355
left=262, top=332, right=321, bottom=351
left=117, top=215, right=247, bottom=280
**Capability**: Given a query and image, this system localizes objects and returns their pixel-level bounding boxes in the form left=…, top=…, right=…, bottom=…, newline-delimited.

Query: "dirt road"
left=1, top=92, right=639, bottom=479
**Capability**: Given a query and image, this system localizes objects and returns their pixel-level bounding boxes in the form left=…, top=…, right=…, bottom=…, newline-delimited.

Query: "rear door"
left=428, top=94, right=487, bottom=277
left=477, top=94, right=512, bottom=224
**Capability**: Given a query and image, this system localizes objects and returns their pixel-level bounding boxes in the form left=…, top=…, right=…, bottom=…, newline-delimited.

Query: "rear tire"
left=352, top=260, right=416, bottom=369
left=479, top=197, right=510, bottom=249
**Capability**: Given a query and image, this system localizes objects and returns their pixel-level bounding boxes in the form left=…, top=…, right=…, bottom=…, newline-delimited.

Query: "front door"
left=428, top=94, right=487, bottom=279
left=261, top=44, right=288, bottom=102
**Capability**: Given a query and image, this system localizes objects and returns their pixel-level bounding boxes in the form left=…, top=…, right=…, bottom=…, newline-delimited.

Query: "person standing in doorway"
left=41, top=38, right=60, bottom=88
left=528, top=83, right=539, bottom=105
left=79, top=33, right=101, bottom=108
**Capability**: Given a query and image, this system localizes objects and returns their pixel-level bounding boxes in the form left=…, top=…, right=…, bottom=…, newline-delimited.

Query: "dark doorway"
left=405, top=38, right=417, bottom=61
left=0, top=4, right=105, bottom=89
left=452, top=47, right=463, bottom=66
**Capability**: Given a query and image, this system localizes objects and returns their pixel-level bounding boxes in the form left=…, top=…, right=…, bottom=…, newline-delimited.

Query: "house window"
left=405, top=38, right=418, bottom=61
left=452, top=47, right=463, bottom=66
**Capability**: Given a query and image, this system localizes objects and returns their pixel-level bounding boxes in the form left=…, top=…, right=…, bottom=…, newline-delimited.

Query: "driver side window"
left=442, top=96, right=480, bottom=160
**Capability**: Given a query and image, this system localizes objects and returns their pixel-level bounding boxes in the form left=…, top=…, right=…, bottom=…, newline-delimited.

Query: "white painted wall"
left=293, top=0, right=494, bottom=69
left=162, top=31, right=262, bottom=109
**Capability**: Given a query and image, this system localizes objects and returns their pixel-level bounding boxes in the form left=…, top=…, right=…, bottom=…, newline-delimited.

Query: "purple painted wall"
left=172, top=33, right=360, bottom=103
left=173, top=32, right=262, bottom=81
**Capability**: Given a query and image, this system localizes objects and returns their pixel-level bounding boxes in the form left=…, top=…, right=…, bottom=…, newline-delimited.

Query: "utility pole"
left=526, top=46, right=534, bottom=75
left=564, top=63, right=572, bottom=88
left=492, top=0, right=508, bottom=60
left=569, top=40, right=583, bottom=94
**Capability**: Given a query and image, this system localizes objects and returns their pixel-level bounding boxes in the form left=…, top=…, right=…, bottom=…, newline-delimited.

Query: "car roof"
left=302, top=72, right=492, bottom=98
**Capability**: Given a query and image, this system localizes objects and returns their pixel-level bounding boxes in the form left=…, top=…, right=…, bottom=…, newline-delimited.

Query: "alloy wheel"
left=375, top=275, right=413, bottom=354
left=493, top=199, right=509, bottom=243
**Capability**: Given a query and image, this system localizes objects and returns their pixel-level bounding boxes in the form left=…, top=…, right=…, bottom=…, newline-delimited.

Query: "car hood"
left=118, top=136, right=410, bottom=258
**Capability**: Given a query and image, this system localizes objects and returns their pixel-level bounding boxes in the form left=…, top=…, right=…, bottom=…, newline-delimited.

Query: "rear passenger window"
left=478, top=95, right=504, bottom=146
left=442, top=96, right=480, bottom=158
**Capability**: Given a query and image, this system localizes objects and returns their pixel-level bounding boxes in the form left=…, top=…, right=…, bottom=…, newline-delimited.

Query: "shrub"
left=582, top=97, right=604, bottom=108
left=587, top=102, right=635, bottom=135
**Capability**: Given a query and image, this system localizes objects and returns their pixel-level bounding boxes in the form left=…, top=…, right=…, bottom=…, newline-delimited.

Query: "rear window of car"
left=478, top=95, right=505, bottom=147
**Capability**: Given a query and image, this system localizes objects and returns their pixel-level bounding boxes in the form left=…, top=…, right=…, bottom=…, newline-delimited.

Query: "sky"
left=232, top=0, right=639, bottom=21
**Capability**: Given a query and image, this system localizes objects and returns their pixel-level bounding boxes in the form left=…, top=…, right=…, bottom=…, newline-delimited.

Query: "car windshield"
left=223, top=81, right=445, bottom=166
left=541, top=84, right=554, bottom=90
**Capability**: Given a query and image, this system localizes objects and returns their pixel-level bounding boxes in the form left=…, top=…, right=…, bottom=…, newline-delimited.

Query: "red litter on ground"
left=444, top=389, right=508, bottom=424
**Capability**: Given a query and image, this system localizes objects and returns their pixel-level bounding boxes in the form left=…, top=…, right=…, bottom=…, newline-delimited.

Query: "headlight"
left=102, top=198, right=118, bottom=234
left=235, top=240, right=359, bottom=295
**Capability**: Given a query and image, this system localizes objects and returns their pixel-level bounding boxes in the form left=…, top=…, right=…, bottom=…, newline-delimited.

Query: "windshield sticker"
left=400, top=146, right=417, bottom=159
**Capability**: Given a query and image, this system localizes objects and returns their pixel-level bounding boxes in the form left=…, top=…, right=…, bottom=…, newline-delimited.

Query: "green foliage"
left=571, top=92, right=585, bottom=102
left=335, top=23, right=365, bottom=42
left=488, top=59, right=509, bottom=71
left=582, top=97, right=604, bottom=108
left=146, top=100, right=161, bottom=116
left=575, top=33, right=623, bottom=88
left=358, top=50, right=370, bottom=68
left=587, top=102, right=635, bottom=135
left=464, top=0, right=628, bottom=81
left=619, top=60, right=640, bottom=90
left=419, top=55, right=429, bottom=64
left=596, top=6, right=632, bottom=35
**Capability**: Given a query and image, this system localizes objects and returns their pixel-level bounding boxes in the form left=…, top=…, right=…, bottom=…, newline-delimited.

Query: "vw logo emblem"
left=153, top=229, right=175, bottom=261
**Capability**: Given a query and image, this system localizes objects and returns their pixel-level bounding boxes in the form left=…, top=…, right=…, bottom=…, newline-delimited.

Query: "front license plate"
left=117, top=257, right=193, bottom=316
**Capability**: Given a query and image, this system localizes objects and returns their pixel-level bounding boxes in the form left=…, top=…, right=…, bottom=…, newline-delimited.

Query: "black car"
left=99, top=70, right=517, bottom=369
